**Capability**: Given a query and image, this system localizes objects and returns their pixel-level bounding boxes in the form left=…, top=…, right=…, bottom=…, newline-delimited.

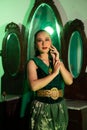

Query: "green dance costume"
left=29, top=57, right=68, bottom=130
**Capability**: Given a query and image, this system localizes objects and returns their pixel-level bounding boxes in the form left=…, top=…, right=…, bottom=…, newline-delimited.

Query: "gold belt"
left=37, top=87, right=63, bottom=100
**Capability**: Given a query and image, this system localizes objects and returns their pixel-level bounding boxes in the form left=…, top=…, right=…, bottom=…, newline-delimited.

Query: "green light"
left=56, top=22, right=60, bottom=37
left=44, top=26, right=54, bottom=35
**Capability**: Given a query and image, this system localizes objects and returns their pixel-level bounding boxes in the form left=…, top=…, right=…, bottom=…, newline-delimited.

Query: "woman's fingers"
left=50, top=45, right=59, bottom=56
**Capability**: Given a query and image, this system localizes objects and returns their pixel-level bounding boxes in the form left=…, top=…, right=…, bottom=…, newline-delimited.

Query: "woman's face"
left=35, top=31, right=52, bottom=54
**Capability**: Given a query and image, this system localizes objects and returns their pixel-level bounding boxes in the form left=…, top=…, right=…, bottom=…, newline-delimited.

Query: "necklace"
left=42, top=59, right=53, bottom=74
left=39, top=56, right=49, bottom=66
left=38, top=56, right=53, bottom=74
left=49, top=66, right=52, bottom=74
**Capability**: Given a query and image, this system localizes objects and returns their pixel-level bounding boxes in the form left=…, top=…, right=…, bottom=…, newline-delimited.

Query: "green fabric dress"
left=29, top=57, right=68, bottom=130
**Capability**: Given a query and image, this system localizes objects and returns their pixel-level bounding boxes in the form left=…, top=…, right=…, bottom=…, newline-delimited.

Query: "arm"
left=50, top=45, right=73, bottom=85
left=27, top=60, right=60, bottom=91
left=59, top=61, right=73, bottom=85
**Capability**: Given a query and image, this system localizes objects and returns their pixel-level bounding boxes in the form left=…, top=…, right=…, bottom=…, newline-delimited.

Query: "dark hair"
left=34, top=30, right=51, bottom=56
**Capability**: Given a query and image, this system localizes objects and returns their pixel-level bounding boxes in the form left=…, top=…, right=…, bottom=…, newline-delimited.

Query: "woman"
left=27, top=30, right=73, bottom=130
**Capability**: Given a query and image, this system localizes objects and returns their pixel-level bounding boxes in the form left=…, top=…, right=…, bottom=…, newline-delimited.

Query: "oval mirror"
left=26, top=1, right=63, bottom=60
left=61, top=19, right=87, bottom=79
left=2, top=32, right=21, bottom=76
left=68, top=31, right=83, bottom=78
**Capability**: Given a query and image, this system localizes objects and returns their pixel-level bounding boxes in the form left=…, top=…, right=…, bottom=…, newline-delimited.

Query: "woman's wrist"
left=55, top=53, right=59, bottom=60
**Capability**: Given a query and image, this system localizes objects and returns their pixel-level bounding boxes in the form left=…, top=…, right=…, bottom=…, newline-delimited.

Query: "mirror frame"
left=26, top=0, right=63, bottom=59
left=27, top=0, right=63, bottom=27
left=2, top=22, right=26, bottom=77
left=61, top=19, right=87, bottom=80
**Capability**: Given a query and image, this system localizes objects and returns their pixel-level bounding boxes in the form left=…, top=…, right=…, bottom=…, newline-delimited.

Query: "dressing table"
left=62, top=19, right=87, bottom=130
left=0, top=95, right=21, bottom=130
left=66, top=99, right=87, bottom=130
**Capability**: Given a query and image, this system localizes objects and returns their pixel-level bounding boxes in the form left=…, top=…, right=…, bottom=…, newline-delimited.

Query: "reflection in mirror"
left=2, top=22, right=22, bottom=77
left=68, top=31, right=83, bottom=78
left=27, top=3, right=62, bottom=60
left=6, top=33, right=20, bottom=76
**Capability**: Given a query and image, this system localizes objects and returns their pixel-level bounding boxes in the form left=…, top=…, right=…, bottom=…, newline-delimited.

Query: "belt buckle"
left=50, top=87, right=59, bottom=100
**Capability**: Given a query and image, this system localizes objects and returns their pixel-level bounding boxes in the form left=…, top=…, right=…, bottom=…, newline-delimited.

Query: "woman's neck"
left=39, top=53, right=49, bottom=60
left=38, top=53, right=50, bottom=66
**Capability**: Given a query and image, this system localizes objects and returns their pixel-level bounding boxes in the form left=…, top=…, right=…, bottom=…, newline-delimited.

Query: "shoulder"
left=27, top=59, right=35, bottom=66
left=27, top=58, right=38, bottom=69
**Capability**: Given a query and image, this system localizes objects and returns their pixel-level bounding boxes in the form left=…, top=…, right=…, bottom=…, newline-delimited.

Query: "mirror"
left=26, top=0, right=63, bottom=60
left=61, top=19, right=87, bottom=79
left=1, top=22, right=26, bottom=95
left=3, top=33, right=20, bottom=76
left=2, top=22, right=22, bottom=77
left=20, top=0, right=64, bottom=119
left=68, top=31, right=83, bottom=78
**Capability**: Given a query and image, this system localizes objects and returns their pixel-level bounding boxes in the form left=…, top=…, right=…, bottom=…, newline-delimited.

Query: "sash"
left=32, top=57, right=50, bottom=75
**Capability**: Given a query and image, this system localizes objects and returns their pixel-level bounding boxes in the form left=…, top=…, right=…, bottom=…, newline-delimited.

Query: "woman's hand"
left=50, top=45, right=59, bottom=64
left=53, top=59, right=60, bottom=75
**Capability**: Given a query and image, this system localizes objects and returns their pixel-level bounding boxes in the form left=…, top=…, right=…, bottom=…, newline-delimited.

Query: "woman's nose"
left=42, top=40, right=45, bottom=45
